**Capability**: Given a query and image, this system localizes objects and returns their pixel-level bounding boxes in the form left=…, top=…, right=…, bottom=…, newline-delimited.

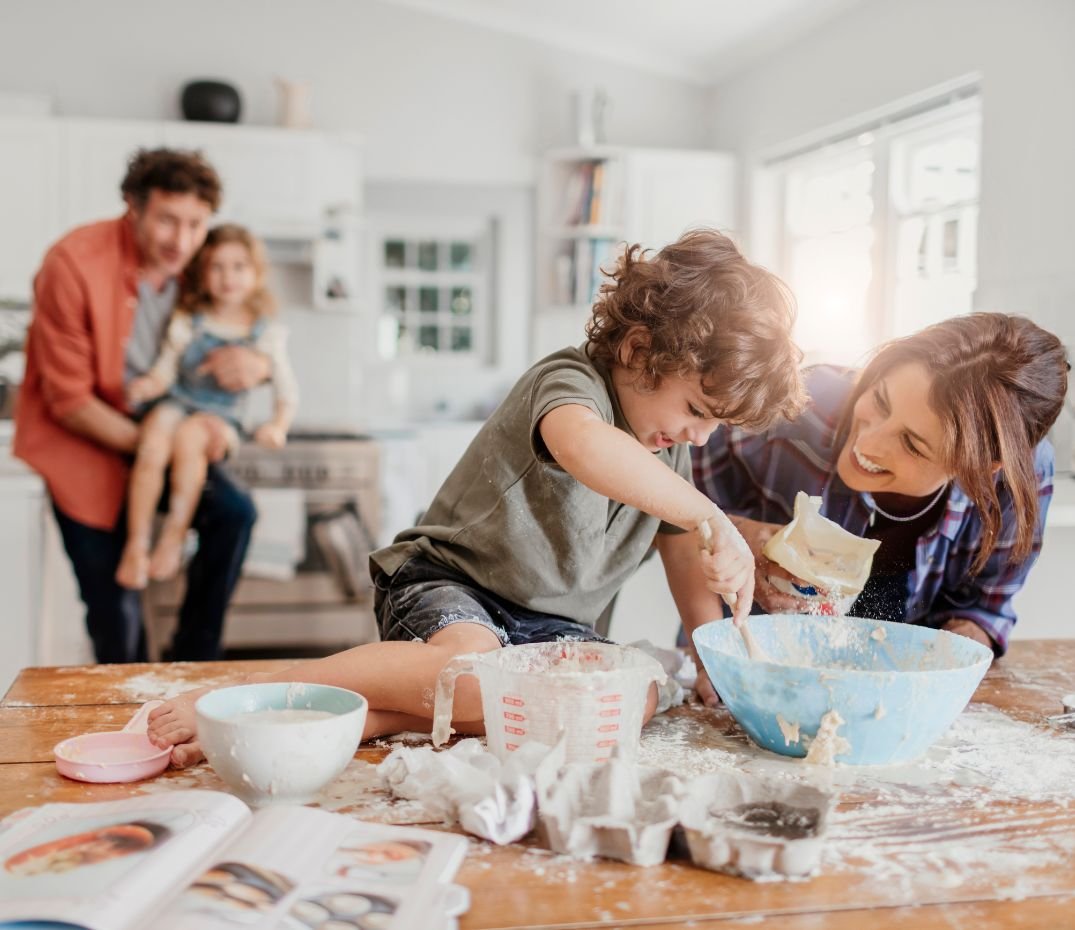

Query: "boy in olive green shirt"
left=149, top=229, right=805, bottom=762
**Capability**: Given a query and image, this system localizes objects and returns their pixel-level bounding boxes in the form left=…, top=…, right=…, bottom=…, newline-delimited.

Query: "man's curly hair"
left=121, top=148, right=222, bottom=212
left=586, top=228, right=806, bottom=431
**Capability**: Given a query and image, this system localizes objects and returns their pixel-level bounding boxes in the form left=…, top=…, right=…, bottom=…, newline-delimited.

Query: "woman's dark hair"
left=587, top=228, right=806, bottom=430
left=841, top=313, right=1069, bottom=572
left=121, top=148, right=222, bottom=212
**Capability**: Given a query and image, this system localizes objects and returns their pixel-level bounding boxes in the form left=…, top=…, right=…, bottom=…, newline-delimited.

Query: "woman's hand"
left=942, top=618, right=995, bottom=652
left=730, top=516, right=816, bottom=614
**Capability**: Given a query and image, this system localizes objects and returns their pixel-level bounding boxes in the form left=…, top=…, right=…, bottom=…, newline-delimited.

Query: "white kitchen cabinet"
left=0, top=119, right=63, bottom=301
left=533, top=146, right=737, bottom=360
left=162, top=123, right=362, bottom=234
left=62, top=119, right=165, bottom=229
left=1, top=114, right=365, bottom=308
left=0, top=453, right=45, bottom=694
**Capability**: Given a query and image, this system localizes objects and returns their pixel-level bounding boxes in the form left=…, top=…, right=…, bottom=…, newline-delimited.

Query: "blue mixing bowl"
left=693, top=615, right=992, bottom=765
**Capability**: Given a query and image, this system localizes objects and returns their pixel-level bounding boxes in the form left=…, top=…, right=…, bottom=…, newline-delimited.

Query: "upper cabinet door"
left=162, top=123, right=359, bottom=234
left=62, top=119, right=165, bottom=230
left=623, top=150, right=737, bottom=250
left=0, top=120, right=62, bottom=302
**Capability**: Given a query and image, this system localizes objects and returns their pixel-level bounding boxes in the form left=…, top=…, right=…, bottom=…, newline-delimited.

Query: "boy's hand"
left=697, top=513, right=755, bottom=626
left=127, top=375, right=163, bottom=406
left=731, top=516, right=815, bottom=614
left=689, top=647, right=721, bottom=707
left=255, top=422, right=287, bottom=449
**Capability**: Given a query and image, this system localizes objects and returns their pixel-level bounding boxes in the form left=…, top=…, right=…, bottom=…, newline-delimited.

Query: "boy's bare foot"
left=115, top=543, right=149, bottom=589
left=147, top=689, right=206, bottom=750
left=171, top=740, right=206, bottom=768
left=148, top=528, right=185, bottom=581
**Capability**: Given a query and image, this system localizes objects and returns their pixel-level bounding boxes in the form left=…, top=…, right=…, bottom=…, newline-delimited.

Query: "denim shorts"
left=373, top=555, right=611, bottom=646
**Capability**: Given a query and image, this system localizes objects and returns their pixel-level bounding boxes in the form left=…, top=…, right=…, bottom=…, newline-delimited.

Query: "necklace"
left=868, top=483, right=949, bottom=526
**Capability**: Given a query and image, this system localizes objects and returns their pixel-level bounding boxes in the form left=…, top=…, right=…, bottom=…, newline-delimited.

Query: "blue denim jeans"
left=374, top=556, right=611, bottom=646
left=52, top=463, right=256, bottom=663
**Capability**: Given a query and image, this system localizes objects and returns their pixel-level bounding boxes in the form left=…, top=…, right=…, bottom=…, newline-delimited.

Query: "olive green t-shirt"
left=370, top=345, right=691, bottom=626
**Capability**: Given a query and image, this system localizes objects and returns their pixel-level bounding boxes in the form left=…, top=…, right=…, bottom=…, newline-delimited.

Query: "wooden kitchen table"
left=3, top=643, right=1075, bottom=929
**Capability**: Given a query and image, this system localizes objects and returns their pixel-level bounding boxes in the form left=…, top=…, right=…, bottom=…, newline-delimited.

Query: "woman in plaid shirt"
left=692, top=313, right=1067, bottom=698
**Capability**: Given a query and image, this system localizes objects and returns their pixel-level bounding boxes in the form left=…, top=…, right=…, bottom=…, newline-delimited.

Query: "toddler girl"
left=115, top=224, right=298, bottom=589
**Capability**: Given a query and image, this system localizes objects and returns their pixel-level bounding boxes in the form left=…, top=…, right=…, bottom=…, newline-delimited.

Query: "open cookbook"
left=0, top=789, right=469, bottom=930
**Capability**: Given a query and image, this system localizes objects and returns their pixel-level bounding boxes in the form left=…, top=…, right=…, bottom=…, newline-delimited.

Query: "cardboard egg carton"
left=678, top=771, right=834, bottom=879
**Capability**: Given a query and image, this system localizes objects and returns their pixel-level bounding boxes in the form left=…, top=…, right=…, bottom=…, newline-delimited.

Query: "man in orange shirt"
left=15, top=149, right=268, bottom=662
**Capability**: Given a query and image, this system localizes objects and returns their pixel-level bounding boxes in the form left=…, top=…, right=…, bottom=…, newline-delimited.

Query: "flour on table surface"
left=135, top=757, right=442, bottom=825
left=639, top=702, right=1075, bottom=895
left=115, top=669, right=245, bottom=702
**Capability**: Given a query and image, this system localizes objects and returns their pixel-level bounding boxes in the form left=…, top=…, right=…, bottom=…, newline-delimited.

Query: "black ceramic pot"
left=180, top=80, right=242, bottom=123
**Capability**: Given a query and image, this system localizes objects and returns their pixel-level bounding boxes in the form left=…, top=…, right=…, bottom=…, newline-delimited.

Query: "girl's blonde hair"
left=179, top=223, right=276, bottom=318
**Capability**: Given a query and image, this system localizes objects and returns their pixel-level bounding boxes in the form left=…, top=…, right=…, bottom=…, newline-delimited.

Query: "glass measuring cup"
left=431, top=642, right=666, bottom=764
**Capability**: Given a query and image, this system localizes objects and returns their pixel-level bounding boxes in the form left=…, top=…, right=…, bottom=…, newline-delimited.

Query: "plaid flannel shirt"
left=690, top=366, right=1054, bottom=654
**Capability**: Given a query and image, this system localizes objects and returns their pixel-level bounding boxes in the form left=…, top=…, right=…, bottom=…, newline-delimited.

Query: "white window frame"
left=367, top=213, right=494, bottom=367
left=757, top=79, right=981, bottom=365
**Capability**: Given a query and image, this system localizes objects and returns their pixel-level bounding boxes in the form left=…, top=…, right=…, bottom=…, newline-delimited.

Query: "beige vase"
left=275, top=78, right=312, bottom=129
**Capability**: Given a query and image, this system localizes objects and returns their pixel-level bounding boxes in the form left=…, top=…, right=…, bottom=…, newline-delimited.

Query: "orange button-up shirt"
left=14, top=216, right=144, bottom=529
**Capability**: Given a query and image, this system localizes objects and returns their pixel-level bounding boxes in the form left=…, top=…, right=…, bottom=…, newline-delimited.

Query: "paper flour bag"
left=762, top=492, right=880, bottom=614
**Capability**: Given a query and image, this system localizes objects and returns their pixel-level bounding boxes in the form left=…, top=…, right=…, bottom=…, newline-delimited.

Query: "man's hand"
left=127, top=374, right=165, bottom=406
left=193, top=414, right=232, bottom=463
left=731, top=515, right=815, bottom=614
left=197, top=345, right=271, bottom=392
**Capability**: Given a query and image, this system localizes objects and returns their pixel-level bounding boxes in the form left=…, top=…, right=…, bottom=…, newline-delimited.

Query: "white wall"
left=0, top=0, right=711, bottom=185
left=706, top=0, right=1075, bottom=348
left=705, top=0, right=1075, bottom=640
left=364, top=181, right=532, bottom=421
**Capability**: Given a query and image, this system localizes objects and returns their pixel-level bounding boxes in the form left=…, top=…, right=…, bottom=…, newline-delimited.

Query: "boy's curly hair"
left=586, top=228, right=806, bottom=430
left=120, top=148, right=222, bottom=212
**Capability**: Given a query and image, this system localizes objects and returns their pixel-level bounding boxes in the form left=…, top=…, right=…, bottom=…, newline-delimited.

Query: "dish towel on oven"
left=311, top=505, right=374, bottom=600
left=242, top=488, right=307, bottom=581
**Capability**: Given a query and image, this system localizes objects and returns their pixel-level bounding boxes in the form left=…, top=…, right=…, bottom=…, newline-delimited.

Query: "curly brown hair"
left=587, top=228, right=806, bottom=430
left=179, top=224, right=276, bottom=319
left=840, top=313, right=1068, bottom=573
left=121, top=148, right=222, bottom=211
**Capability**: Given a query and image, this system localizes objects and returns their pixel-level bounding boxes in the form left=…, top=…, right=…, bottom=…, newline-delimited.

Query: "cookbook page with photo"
left=158, top=805, right=469, bottom=930
left=0, top=791, right=251, bottom=930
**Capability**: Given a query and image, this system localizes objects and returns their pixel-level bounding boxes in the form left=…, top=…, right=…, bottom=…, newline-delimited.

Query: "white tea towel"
left=242, top=488, right=306, bottom=580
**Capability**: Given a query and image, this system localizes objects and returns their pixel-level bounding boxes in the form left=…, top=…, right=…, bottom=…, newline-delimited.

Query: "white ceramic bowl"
left=196, top=682, right=367, bottom=805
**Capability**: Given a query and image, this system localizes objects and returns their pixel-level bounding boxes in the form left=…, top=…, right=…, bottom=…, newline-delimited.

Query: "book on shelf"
left=558, top=161, right=592, bottom=226
left=556, top=158, right=620, bottom=228
left=0, top=789, right=468, bottom=930
left=590, top=238, right=618, bottom=305
left=573, top=237, right=594, bottom=308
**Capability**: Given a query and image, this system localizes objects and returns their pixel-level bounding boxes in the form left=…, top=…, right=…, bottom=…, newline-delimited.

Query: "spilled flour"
left=638, top=702, right=1075, bottom=897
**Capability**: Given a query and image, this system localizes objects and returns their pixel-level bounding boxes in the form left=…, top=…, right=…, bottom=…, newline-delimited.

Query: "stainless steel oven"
left=145, top=433, right=381, bottom=658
